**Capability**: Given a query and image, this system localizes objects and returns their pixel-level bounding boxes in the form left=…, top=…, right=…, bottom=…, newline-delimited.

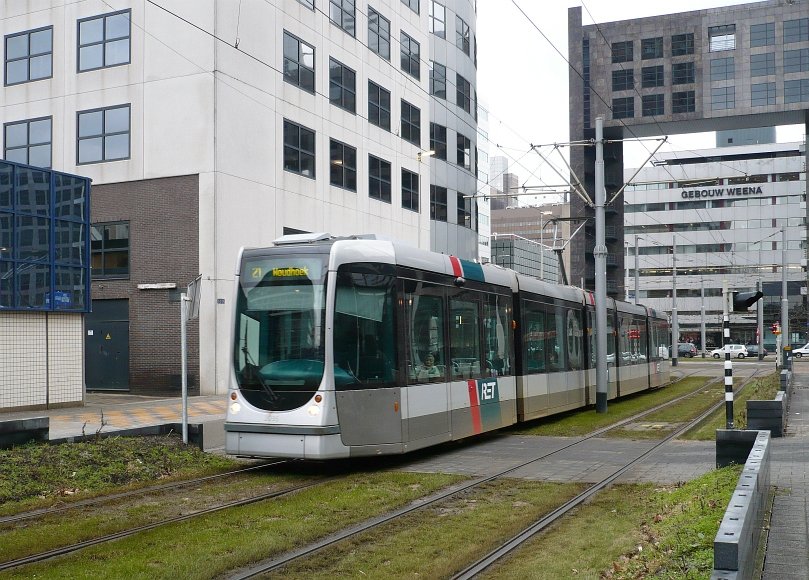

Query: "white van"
left=710, top=344, right=748, bottom=359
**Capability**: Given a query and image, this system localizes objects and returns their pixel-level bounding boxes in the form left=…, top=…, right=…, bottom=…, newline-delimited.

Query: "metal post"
left=181, top=292, right=189, bottom=444
left=634, top=234, right=639, bottom=305
left=672, top=234, right=678, bottom=367
left=594, top=117, right=608, bottom=413
left=781, top=226, right=790, bottom=367
left=540, top=221, right=544, bottom=283
left=701, top=277, right=706, bottom=358
left=723, top=280, right=734, bottom=429
left=757, top=278, right=764, bottom=361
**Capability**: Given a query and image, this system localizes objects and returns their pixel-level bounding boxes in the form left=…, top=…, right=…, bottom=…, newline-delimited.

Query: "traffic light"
left=732, top=291, right=764, bottom=312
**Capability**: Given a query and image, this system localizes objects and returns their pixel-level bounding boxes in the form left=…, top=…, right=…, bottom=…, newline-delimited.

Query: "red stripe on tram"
left=467, top=380, right=482, bottom=434
left=449, top=255, right=463, bottom=278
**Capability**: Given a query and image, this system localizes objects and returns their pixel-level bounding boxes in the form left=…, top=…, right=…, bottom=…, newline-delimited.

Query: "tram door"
left=85, top=299, right=130, bottom=390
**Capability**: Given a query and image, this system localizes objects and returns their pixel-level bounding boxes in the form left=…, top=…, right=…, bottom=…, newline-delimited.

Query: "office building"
left=1, top=0, right=481, bottom=399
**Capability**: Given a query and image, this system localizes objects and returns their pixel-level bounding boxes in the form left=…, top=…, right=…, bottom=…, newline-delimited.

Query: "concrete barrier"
left=747, top=392, right=785, bottom=436
left=711, top=430, right=771, bottom=579
left=0, top=417, right=49, bottom=449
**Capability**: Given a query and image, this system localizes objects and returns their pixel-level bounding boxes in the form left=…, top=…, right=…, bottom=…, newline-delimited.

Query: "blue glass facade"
left=0, top=160, right=91, bottom=312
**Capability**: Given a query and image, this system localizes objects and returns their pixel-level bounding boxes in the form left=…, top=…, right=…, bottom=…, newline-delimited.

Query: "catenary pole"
left=757, top=278, right=764, bottom=361
left=700, top=277, right=706, bottom=358
left=672, top=234, right=678, bottom=367
left=781, top=226, right=790, bottom=367
left=181, top=292, right=189, bottom=444
left=595, top=116, right=608, bottom=413
left=723, top=279, right=734, bottom=429
left=634, top=234, right=639, bottom=305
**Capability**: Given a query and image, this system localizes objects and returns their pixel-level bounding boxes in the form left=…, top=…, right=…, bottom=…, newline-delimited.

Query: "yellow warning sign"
left=105, top=333, right=112, bottom=340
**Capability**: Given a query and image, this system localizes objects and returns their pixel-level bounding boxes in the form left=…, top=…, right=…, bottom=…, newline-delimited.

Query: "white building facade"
left=625, top=142, right=807, bottom=349
left=1, top=0, right=480, bottom=399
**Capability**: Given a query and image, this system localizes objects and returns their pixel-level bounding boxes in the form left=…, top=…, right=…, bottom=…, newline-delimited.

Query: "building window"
left=456, top=133, right=471, bottom=170
left=283, top=119, right=315, bottom=178
left=78, top=10, right=131, bottom=72
left=430, top=61, right=446, bottom=98
left=368, top=81, right=391, bottom=131
left=283, top=31, right=315, bottom=93
left=329, top=139, right=357, bottom=191
left=329, top=58, right=356, bottom=113
left=4, top=117, right=52, bottom=168
left=401, top=0, right=419, bottom=14
left=430, top=123, right=447, bottom=160
left=329, top=0, right=356, bottom=36
left=369, top=155, right=391, bottom=203
left=672, top=90, right=695, bottom=113
left=709, top=24, right=735, bottom=52
left=400, top=31, right=420, bottom=79
left=671, top=61, right=695, bottom=84
left=785, top=78, right=809, bottom=103
left=5, top=26, right=52, bottom=85
left=640, top=37, right=663, bottom=60
left=91, top=222, right=129, bottom=278
left=642, top=94, right=664, bottom=116
left=611, top=41, right=633, bottom=63
left=784, top=18, right=809, bottom=44
left=429, top=1, right=446, bottom=38
left=711, top=86, right=735, bottom=110
left=612, top=96, right=634, bottom=119
left=77, top=104, right=130, bottom=164
left=641, top=65, right=664, bottom=88
left=457, top=191, right=471, bottom=228
left=298, top=0, right=314, bottom=8
left=750, top=52, right=775, bottom=77
left=456, top=16, right=470, bottom=56
left=710, top=57, right=734, bottom=81
left=430, top=185, right=447, bottom=221
left=671, top=33, right=694, bottom=56
left=368, top=8, right=390, bottom=60
left=401, top=100, right=421, bottom=146
left=612, top=69, right=633, bottom=91
left=751, top=82, right=776, bottom=106
left=456, top=73, right=471, bottom=112
left=402, top=169, right=419, bottom=212
left=750, top=22, right=775, bottom=47
left=784, top=48, right=809, bottom=73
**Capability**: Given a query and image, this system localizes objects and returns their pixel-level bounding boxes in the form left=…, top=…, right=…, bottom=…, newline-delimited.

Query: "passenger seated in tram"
left=417, top=354, right=442, bottom=380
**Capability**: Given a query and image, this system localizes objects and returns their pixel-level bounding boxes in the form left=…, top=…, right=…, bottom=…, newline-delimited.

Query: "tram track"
left=1, top=367, right=758, bottom=576
left=0, top=459, right=288, bottom=526
left=225, top=369, right=762, bottom=578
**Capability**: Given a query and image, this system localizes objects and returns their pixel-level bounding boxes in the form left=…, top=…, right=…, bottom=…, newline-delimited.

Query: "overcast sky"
left=476, top=0, right=804, bottom=200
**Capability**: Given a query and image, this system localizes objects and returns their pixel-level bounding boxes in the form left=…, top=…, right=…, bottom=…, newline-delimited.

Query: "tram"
left=225, top=233, right=670, bottom=459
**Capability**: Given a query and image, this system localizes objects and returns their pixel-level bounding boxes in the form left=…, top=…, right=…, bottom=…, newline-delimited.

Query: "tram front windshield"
left=234, top=253, right=327, bottom=411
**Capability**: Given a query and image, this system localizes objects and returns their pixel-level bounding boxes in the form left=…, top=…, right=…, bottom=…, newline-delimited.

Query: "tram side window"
left=523, top=301, right=546, bottom=373
left=404, top=280, right=446, bottom=383
left=483, top=293, right=512, bottom=376
left=334, top=264, right=397, bottom=388
left=547, top=303, right=566, bottom=372
left=450, top=296, right=483, bottom=379
left=587, top=309, right=596, bottom=369
left=636, top=317, right=649, bottom=362
left=619, top=314, right=646, bottom=366
left=567, top=309, right=584, bottom=371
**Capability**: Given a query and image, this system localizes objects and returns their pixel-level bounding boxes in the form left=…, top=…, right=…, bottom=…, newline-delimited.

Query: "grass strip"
left=509, top=376, right=711, bottom=437
left=4, top=471, right=463, bottom=579
left=683, top=371, right=780, bottom=440
left=270, top=479, right=587, bottom=579
left=0, top=435, right=239, bottom=514
left=483, top=465, right=743, bottom=579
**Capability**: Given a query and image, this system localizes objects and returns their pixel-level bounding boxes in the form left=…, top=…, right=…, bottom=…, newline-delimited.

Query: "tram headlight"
left=230, top=402, right=241, bottom=414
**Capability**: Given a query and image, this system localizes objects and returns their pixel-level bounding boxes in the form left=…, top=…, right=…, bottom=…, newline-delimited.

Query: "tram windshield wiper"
left=240, top=343, right=279, bottom=403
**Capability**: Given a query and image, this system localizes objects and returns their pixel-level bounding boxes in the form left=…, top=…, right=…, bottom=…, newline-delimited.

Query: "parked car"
left=711, top=344, right=748, bottom=358
left=793, top=343, right=809, bottom=358
left=673, top=343, right=697, bottom=358
left=745, top=344, right=768, bottom=357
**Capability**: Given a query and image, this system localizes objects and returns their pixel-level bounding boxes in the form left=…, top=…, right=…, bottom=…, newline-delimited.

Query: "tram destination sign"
left=680, top=185, right=764, bottom=199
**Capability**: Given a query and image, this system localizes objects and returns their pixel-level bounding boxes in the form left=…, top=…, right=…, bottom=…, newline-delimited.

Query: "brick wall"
left=91, top=175, right=200, bottom=395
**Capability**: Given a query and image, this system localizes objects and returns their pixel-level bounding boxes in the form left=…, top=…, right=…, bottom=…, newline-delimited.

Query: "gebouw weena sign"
left=681, top=186, right=764, bottom=199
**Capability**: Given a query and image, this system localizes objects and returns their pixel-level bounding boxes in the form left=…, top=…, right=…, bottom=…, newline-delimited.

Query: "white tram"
left=225, top=234, right=670, bottom=459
